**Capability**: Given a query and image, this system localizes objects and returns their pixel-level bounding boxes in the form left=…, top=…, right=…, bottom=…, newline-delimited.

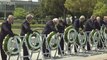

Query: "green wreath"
left=78, top=32, right=86, bottom=46
left=89, top=30, right=96, bottom=44
left=3, top=35, right=21, bottom=55
left=100, top=26, right=105, bottom=32
left=47, top=32, right=61, bottom=50
left=103, top=28, right=107, bottom=39
left=64, top=26, right=73, bottom=43
left=26, top=31, right=42, bottom=51
left=67, top=28, right=78, bottom=44
left=104, top=28, right=107, bottom=33
left=92, top=31, right=100, bottom=45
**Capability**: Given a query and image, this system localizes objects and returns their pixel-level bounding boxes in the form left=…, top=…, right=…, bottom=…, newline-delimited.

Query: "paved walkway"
left=1, top=50, right=107, bottom=60
left=83, top=54, right=107, bottom=60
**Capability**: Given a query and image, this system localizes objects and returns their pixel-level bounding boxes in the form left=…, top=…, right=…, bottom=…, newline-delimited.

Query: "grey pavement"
left=1, top=49, right=107, bottom=60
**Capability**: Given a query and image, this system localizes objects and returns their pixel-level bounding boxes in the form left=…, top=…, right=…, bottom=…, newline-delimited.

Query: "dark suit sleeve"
left=84, top=20, right=96, bottom=31
left=63, top=22, right=68, bottom=27
left=94, top=22, right=100, bottom=30
left=47, top=23, right=58, bottom=32
left=23, top=23, right=33, bottom=33
left=2, top=24, right=14, bottom=37
left=74, top=20, right=79, bottom=31
left=84, top=21, right=88, bottom=31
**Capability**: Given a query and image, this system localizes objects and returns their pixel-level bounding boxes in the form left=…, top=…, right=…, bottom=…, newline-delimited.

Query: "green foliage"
left=33, top=0, right=66, bottom=18
left=64, top=0, right=97, bottom=16
left=93, top=0, right=107, bottom=16
left=0, top=20, right=45, bottom=29
left=64, top=0, right=107, bottom=17
left=14, top=7, right=27, bottom=19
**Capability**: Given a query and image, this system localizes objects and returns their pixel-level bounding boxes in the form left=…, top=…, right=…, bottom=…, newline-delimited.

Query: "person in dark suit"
left=97, top=16, right=107, bottom=49
left=95, top=16, right=102, bottom=30
left=73, top=15, right=86, bottom=52
left=57, top=19, right=67, bottom=55
left=84, top=15, right=96, bottom=51
left=0, top=15, right=14, bottom=60
left=102, top=16, right=107, bottom=27
left=20, top=14, right=33, bottom=60
left=84, top=16, right=96, bottom=31
left=95, top=16, right=103, bottom=49
left=42, top=18, right=59, bottom=57
left=74, top=15, right=85, bottom=32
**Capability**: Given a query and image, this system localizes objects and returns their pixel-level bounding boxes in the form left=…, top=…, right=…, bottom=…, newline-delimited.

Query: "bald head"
left=96, top=16, right=101, bottom=22
left=52, top=18, right=59, bottom=25
left=79, top=15, right=85, bottom=22
left=7, top=15, right=14, bottom=24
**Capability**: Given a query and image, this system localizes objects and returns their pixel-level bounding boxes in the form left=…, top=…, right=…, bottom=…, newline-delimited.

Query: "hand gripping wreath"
left=78, top=32, right=87, bottom=46
left=3, top=35, right=21, bottom=55
left=47, top=32, right=61, bottom=50
left=26, top=31, right=42, bottom=51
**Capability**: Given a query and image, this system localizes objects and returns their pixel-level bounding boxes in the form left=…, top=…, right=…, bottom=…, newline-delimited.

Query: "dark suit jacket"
left=0, top=21, right=14, bottom=45
left=42, top=20, right=58, bottom=35
left=57, top=21, right=67, bottom=33
left=74, top=19, right=85, bottom=31
left=84, top=19, right=95, bottom=31
left=94, top=21, right=101, bottom=30
left=20, top=20, right=33, bottom=36
left=101, top=20, right=107, bottom=27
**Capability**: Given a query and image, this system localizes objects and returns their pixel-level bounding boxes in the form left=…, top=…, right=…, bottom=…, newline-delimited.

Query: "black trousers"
left=0, top=36, right=7, bottom=60
left=86, top=41, right=91, bottom=51
left=0, top=42, right=7, bottom=60
left=21, top=36, right=29, bottom=60
left=97, top=40, right=103, bottom=49
left=23, top=42, right=30, bottom=60
left=42, top=39, right=50, bottom=57
left=58, top=38, right=64, bottom=54
left=86, top=32, right=91, bottom=51
left=68, top=43, right=78, bottom=52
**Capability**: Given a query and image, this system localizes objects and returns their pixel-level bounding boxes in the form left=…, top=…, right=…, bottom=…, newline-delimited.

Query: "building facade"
left=0, top=0, right=39, bottom=18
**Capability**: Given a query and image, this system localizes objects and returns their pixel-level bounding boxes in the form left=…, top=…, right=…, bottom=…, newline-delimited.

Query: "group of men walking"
left=73, top=15, right=107, bottom=51
left=0, top=14, right=34, bottom=60
left=0, top=14, right=67, bottom=60
left=0, top=14, right=107, bottom=60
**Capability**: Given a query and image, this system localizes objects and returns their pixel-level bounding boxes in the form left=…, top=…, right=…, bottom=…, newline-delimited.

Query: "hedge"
left=0, top=23, right=45, bottom=29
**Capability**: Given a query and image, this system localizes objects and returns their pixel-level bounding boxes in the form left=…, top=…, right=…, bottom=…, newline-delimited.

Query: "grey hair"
left=26, top=14, right=33, bottom=20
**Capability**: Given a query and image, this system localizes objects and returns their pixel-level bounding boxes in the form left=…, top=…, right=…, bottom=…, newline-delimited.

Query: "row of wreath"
left=2, top=26, right=107, bottom=56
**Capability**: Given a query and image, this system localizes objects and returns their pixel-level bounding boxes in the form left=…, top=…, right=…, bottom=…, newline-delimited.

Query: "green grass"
left=11, top=24, right=45, bottom=29
left=0, top=20, right=45, bottom=29
left=0, top=20, right=45, bottom=34
left=12, top=28, right=43, bottom=34
left=12, top=29, right=21, bottom=35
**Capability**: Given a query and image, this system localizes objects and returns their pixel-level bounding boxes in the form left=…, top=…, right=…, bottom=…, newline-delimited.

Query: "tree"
left=93, top=0, right=107, bottom=17
left=14, top=7, right=27, bottom=19
left=34, top=0, right=66, bottom=18
left=64, top=0, right=97, bottom=16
